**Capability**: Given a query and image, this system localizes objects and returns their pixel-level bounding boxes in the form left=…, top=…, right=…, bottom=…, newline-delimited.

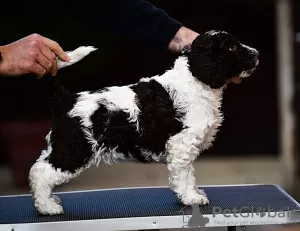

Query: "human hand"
left=0, top=34, right=70, bottom=78
left=168, top=26, right=199, bottom=53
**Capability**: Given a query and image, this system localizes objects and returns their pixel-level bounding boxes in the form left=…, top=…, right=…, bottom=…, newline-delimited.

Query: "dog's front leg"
left=166, top=131, right=209, bottom=205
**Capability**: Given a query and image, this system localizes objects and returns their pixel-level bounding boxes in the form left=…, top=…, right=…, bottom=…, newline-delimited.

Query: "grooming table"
left=0, top=184, right=300, bottom=231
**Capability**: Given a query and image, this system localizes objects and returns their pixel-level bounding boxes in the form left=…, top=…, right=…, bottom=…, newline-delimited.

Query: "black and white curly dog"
left=29, top=30, right=259, bottom=215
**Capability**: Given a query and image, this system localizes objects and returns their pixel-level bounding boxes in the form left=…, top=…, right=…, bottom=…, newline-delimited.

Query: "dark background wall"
left=0, top=0, right=277, bottom=158
left=294, top=1, right=300, bottom=183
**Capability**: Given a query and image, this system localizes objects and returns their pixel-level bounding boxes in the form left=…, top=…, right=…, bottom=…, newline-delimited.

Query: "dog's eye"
left=229, top=45, right=237, bottom=51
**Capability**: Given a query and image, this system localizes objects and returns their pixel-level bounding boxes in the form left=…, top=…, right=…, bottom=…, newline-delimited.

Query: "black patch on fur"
left=45, top=85, right=94, bottom=172
left=46, top=116, right=94, bottom=172
left=90, top=79, right=184, bottom=163
left=50, top=83, right=76, bottom=116
left=131, top=79, right=184, bottom=157
left=91, top=105, right=147, bottom=162
left=89, top=87, right=109, bottom=95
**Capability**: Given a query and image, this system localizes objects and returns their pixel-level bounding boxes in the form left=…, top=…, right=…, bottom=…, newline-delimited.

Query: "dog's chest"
left=154, top=69, right=224, bottom=150
left=186, top=95, right=223, bottom=150
left=172, top=82, right=224, bottom=152
left=201, top=107, right=223, bottom=151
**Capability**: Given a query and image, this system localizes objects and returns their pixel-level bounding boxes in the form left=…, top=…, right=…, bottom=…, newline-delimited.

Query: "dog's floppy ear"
left=188, top=48, right=226, bottom=89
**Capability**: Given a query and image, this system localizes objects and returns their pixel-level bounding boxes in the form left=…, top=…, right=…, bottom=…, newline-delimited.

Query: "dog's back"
left=48, top=77, right=186, bottom=167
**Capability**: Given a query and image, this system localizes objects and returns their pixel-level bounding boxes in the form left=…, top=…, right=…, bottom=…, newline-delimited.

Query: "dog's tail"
left=47, top=46, right=97, bottom=116
left=56, top=46, right=98, bottom=70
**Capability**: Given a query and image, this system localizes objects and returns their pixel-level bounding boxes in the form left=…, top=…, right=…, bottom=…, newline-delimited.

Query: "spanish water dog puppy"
left=29, top=30, right=259, bottom=215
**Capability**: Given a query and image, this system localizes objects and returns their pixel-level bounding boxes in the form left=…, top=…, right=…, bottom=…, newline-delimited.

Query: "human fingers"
left=39, top=44, right=57, bottom=76
left=40, top=36, right=70, bottom=62
left=35, top=51, right=53, bottom=76
left=24, top=59, right=47, bottom=78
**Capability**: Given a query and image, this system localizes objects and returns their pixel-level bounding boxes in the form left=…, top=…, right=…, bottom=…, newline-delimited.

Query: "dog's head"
left=185, top=30, right=259, bottom=89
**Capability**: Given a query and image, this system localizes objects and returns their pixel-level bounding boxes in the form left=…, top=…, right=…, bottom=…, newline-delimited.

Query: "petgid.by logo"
left=181, top=205, right=296, bottom=228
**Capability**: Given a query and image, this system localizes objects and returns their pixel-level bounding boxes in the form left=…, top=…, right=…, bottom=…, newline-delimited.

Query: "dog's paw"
left=181, top=193, right=210, bottom=206
left=195, top=187, right=207, bottom=197
left=35, top=199, right=64, bottom=215
left=52, top=195, right=62, bottom=205
left=45, top=203, right=64, bottom=215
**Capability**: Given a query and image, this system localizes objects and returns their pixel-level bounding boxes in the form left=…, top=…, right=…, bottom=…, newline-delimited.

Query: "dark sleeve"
left=66, top=0, right=183, bottom=49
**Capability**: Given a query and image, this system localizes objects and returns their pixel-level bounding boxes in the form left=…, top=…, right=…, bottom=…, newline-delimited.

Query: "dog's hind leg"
left=29, top=129, right=81, bottom=215
left=29, top=156, right=79, bottom=215
left=29, top=114, right=94, bottom=215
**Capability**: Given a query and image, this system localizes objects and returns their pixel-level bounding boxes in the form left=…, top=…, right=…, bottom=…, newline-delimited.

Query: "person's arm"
left=65, top=0, right=199, bottom=52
